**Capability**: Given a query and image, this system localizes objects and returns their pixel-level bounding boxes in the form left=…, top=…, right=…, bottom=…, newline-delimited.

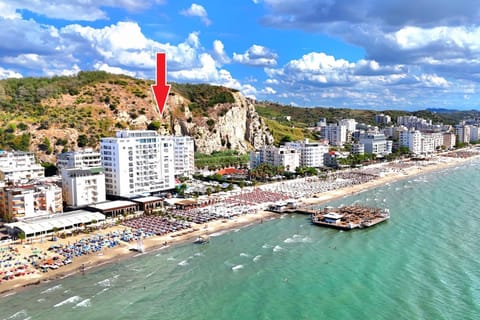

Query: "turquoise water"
left=1, top=160, right=480, bottom=320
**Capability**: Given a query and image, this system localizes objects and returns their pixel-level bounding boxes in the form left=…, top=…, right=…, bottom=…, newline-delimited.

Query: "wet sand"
left=1, top=152, right=478, bottom=297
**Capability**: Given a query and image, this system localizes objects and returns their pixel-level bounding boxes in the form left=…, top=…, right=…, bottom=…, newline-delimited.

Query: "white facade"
left=57, top=149, right=106, bottom=207
left=284, top=139, right=329, bottom=168
left=359, top=134, right=392, bottom=156
left=469, top=126, right=480, bottom=142
left=61, top=168, right=106, bottom=207
left=443, top=133, right=456, bottom=149
left=173, top=136, right=195, bottom=178
left=100, top=130, right=175, bottom=198
left=338, top=119, right=357, bottom=132
left=455, top=125, right=470, bottom=144
left=0, top=183, right=62, bottom=220
left=250, top=146, right=300, bottom=172
left=399, top=130, right=422, bottom=154
left=57, top=148, right=102, bottom=169
left=322, top=124, right=347, bottom=146
left=0, top=151, right=44, bottom=183
left=374, top=114, right=391, bottom=125
left=352, top=143, right=365, bottom=155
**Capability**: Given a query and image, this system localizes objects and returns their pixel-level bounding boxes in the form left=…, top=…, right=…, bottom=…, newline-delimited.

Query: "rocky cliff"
left=0, top=72, right=273, bottom=161
left=165, top=91, right=273, bottom=154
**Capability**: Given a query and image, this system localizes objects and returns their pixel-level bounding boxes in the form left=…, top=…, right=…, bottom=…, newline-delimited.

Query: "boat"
left=193, top=235, right=209, bottom=244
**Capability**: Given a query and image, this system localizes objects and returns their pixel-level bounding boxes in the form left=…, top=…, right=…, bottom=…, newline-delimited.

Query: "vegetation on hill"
left=263, top=119, right=315, bottom=145
left=194, top=150, right=248, bottom=170
left=171, top=83, right=236, bottom=117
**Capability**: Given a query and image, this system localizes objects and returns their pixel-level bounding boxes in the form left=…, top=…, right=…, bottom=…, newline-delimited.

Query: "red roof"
left=216, top=168, right=245, bottom=175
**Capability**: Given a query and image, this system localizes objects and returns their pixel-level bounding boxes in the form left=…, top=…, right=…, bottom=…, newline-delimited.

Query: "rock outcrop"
left=166, top=92, right=273, bottom=154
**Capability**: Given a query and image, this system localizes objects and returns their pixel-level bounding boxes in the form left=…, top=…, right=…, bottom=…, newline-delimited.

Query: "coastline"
left=1, top=152, right=478, bottom=297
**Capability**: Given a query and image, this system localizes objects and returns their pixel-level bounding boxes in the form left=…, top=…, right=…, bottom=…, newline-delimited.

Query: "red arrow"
left=151, top=52, right=171, bottom=115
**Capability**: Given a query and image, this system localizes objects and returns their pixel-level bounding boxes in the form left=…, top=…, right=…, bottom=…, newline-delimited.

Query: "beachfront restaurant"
left=4, top=210, right=106, bottom=239
left=131, top=196, right=164, bottom=211
left=87, top=200, right=140, bottom=218
left=323, top=212, right=344, bottom=224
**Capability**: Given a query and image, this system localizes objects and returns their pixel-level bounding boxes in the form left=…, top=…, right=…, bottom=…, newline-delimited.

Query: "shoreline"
left=1, top=152, right=479, bottom=297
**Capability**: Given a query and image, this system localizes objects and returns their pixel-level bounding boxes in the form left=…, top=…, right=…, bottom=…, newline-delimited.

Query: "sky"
left=1, top=0, right=480, bottom=111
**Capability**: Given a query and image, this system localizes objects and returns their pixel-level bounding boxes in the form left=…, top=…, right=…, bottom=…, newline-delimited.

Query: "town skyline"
left=1, top=1, right=480, bottom=110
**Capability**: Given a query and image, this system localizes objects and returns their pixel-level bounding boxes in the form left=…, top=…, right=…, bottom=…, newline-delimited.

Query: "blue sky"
left=1, top=0, right=480, bottom=110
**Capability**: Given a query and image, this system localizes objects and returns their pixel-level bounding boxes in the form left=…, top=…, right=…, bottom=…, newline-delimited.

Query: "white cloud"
left=212, top=40, right=230, bottom=65
left=233, top=45, right=278, bottom=66
left=180, top=3, right=212, bottom=26
left=0, top=67, right=22, bottom=79
left=94, top=62, right=137, bottom=77
left=0, top=2, right=21, bottom=19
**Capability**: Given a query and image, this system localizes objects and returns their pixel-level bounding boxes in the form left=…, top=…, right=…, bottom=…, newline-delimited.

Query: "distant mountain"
left=426, top=108, right=460, bottom=113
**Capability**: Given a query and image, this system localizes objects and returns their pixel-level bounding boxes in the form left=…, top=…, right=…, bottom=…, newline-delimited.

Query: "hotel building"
left=100, top=130, right=175, bottom=198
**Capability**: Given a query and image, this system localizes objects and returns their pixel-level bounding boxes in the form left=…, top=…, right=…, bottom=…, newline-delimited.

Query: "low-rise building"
left=250, top=146, right=300, bottom=172
left=0, top=183, right=62, bottom=222
left=0, top=151, right=44, bottom=183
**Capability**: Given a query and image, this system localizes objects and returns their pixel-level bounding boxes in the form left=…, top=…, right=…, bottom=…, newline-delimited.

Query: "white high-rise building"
left=322, top=124, right=347, bottom=146
left=100, top=130, right=175, bottom=198
left=338, top=119, right=357, bottom=132
left=57, top=149, right=106, bottom=207
left=399, top=130, right=422, bottom=154
left=0, top=151, right=44, bottom=183
left=455, top=125, right=470, bottom=144
left=359, top=134, right=392, bottom=156
left=285, top=139, right=329, bottom=168
left=173, top=136, right=195, bottom=178
left=374, top=114, right=391, bottom=125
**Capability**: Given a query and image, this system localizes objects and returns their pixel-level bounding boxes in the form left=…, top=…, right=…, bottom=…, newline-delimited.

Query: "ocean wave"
left=5, top=309, right=28, bottom=319
left=74, top=298, right=91, bottom=309
left=253, top=255, right=262, bottom=262
left=232, top=264, right=244, bottom=271
left=273, top=245, right=283, bottom=252
left=261, top=243, right=272, bottom=249
left=93, top=288, right=109, bottom=297
left=240, top=253, right=250, bottom=258
left=178, top=260, right=189, bottom=266
left=53, top=296, right=82, bottom=308
left=166, top=257, right=176, bottom=261
left=41, top=284, right=62, bottom=294
left=96, top=279, right=112, bottom=287
left=209, top=230, right=228, bottom=237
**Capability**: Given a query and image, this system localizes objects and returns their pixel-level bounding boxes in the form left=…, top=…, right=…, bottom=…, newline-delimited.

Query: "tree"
left=18, top=231, right=26, bottom=244
left=147, top=120, right=161, bottom=131
left=77, top=134, right=88, bottom=147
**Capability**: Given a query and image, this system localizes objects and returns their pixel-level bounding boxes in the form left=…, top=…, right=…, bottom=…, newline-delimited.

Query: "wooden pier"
left=311, top=204, right=390, bottom=230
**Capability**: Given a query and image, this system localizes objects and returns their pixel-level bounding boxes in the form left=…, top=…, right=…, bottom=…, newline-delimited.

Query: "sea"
left=1, top=159, right=480, bottom=320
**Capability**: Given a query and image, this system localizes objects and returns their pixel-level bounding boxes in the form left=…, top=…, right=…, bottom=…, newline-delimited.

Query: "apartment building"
left=0, top=183, right=62, bottom=221
left=250, top=146, right=300, bottom=172
left=172, top=136, right=195, bottom=178
left=0, top=151, right=44, bottom=183
left=284, top=139, right=329, bottom=168
left=57, top=149, right=106, bottom=207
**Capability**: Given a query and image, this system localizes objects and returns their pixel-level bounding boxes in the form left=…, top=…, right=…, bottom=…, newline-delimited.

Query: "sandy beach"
left=1, top=150, right=479, bottom=297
